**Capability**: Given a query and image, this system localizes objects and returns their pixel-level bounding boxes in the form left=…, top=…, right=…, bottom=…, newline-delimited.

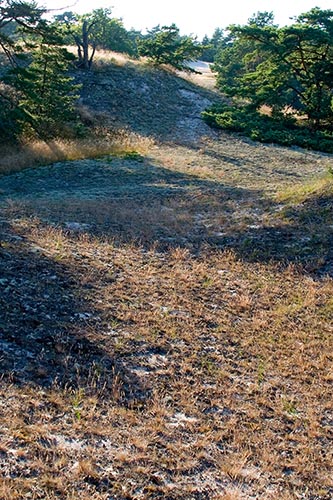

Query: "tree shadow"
left=0, top=156, right=261, bottom=251
left=0, top=219, right=149, bottom=404
left=1, top=155, right=332, bottom=280
left=207, top=191, right=333, bottom=276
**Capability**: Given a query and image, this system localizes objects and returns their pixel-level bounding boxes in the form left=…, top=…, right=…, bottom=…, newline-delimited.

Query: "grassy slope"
left=0, top=54, right=333, bottom=499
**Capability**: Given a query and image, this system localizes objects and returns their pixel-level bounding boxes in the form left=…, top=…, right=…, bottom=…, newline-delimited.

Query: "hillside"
left=0, top=56, right=333, bottom=500
left=77, top=58, right=218, bottom=143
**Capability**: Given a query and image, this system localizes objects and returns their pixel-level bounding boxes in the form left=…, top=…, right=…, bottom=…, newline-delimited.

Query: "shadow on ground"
left=0, top=156, right=262, bottom=250
left=0, top=220, right=148, bottom=402
left=1, top=155, right=332, bottom=276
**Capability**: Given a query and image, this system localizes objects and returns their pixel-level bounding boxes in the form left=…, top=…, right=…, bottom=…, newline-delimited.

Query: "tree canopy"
left=53, top=8, right=139, bottom=69
left=138, top=24, right=203, bottom=71
left=0, top=1, right=80, bottom=141
left=0, top=4, right=141, bottom=142
left=213, top=9, right=333, bottom=129
left=2, top=4, right=333, bottom=152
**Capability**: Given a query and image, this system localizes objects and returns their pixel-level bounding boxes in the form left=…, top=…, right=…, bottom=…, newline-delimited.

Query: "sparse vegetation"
left=1, top=5, right=333, bottom=500
left=0, top=127, right=153, bottom=174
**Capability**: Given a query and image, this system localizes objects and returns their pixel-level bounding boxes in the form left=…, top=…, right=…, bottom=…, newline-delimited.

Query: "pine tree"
left=214, top=9, right=333, bottom=128
left=10, top=42, right=81, bottom=138
left=138, top=24, right=203, bottom=71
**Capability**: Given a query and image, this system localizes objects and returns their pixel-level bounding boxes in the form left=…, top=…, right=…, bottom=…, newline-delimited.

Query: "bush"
left=9, top=45, right=81, bottom=140
left=0, top=84, right=22, bottom=144
left=202, top=104, right=333, bottom=153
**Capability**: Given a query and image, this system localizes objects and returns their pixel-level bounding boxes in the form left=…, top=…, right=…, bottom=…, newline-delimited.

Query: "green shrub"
left=202, top=104, right=333, bottom=153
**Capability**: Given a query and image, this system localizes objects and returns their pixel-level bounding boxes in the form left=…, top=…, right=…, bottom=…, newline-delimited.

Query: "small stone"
left=65, top=222, right=91, bottom=232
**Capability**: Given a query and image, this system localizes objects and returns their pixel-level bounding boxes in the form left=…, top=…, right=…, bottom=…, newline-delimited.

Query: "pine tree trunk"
left=82, top=21, right=90, bottom=70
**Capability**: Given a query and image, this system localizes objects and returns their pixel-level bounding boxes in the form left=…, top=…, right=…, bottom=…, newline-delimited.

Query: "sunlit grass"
left=0, top=128, right=153, bottom=175
left=276, top=172, right=333, bottom=204
left=1, top=45, right=333, bottom=500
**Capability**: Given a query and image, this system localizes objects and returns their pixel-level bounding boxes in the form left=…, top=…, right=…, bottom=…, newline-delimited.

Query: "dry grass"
left=1, top=217, right=333, bottom=499
left=0, top=128, right=153, bottom=175
left=1, top=51, right=333, bottom=499
left=178, top=65, right=218, bottom=91
left=92, top=49, right=142, bottom=68
left=1, top=138, right=333, bottom=498
left=65, top=46, right=142, bottom=69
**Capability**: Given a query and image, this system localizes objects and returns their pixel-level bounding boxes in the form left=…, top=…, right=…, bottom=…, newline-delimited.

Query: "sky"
left=43, top=0, right=333, bottom=38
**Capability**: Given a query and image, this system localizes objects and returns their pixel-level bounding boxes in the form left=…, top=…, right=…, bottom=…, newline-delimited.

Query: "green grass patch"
left=276, top=175, right=333, bottom=205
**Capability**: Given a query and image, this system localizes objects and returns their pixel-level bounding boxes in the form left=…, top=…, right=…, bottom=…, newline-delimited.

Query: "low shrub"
left=202, top=104, right=333, bottom=153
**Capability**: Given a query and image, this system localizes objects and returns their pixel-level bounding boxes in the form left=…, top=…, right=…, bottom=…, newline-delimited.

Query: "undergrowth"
left=202, top=104, right=333, bottom=153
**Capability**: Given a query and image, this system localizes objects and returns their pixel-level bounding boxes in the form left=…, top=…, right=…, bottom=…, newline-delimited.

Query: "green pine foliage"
left=202, top=104, right=333, bottom=153
left=53, top=9, right=140, bottom=69
left=0, top=0, right=44, bottom=142
left=201, top=28, right=225, bottom=62
left=0, top=81, right=21, bottom=141
left=138, top=24, right=203, bottom=71
left=206, top=8, right=333, bottom=152
left=10, top=44, right=81, bottom=139
left=0, top=1, right=83, bottom=142
left=87, top=9, right=139, bottom=56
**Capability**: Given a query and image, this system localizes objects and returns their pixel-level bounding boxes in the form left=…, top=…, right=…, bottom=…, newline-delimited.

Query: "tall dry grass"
left=65, top=46, right=141, bottom=68
left=0, top=128, right=153, bottom=175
